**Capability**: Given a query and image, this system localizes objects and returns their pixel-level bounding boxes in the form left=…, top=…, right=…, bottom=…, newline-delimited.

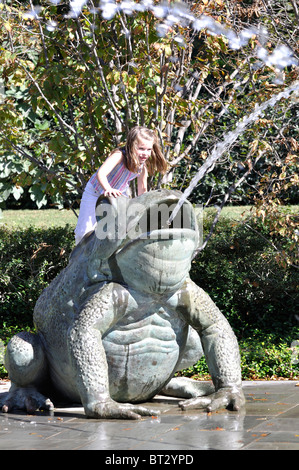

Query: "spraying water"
left=28, top=1, right=298, bottom=73
left=167, top=81, right=299, bottom=226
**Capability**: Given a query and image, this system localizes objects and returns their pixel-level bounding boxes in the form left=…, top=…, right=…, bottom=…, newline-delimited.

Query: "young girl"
left=74, top=126, right=168, bottom=245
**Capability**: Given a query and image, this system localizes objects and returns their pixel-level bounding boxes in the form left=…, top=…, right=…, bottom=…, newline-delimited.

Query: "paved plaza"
left=0, top=380, right=298, bottom=451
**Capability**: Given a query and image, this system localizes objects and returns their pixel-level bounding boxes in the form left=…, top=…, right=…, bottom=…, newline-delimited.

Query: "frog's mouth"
left=113, top=191, right=199, bottom=294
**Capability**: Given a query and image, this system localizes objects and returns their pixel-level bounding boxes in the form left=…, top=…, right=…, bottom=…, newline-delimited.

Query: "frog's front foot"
left=2, top=385, right=54, bottom=414
left=85, top=397, right=160, bottom=420
left=179, top=385, right=245, bottom=413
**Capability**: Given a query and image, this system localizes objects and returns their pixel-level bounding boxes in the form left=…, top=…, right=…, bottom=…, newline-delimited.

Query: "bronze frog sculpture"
left=2, top=190, right=245, bottom=418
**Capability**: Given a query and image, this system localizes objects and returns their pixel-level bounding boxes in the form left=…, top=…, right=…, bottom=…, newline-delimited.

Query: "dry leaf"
left=4, top=22, right=11, bottom=32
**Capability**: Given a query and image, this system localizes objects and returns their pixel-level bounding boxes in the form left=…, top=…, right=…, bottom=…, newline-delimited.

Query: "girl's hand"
left=104, top=188, right=122, bottom=198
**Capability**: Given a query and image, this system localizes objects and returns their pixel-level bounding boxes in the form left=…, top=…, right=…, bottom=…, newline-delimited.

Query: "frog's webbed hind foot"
left=1, top=384, right=54, bottom=414
left=162, top=377, right=215, bottom=399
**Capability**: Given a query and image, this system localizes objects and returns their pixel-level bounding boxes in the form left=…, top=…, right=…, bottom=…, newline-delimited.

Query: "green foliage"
left=239, top=335, right=298, bottom=380
left=0, top=225, right=75, bottom=329
left=182, top=208, right=299, bottom=381
left=191, top=210, right=298, bottom=334
left=0, top=223, right=76, bottom=376
left=178, top=336, right=299, bottom=381
left=0, top=0, right=298, bottom=215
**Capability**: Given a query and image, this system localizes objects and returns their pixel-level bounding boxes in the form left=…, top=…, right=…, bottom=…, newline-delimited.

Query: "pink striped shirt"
left=89, top=159, right=141, bottom=195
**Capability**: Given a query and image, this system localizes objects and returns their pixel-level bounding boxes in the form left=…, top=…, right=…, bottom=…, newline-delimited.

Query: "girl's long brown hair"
left=123, top=126, right=168, bottom=175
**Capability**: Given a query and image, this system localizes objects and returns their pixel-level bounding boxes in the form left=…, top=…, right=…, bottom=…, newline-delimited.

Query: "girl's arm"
left=137, top=165, right=148, bottom=196
left=96, top=151, right=123, bottom=197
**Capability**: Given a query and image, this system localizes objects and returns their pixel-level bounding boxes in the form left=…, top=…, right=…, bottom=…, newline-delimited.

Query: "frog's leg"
left=1, top=331, right=54, bottom=413
left=67, top=282, right=159, bottom=419
left=164, top=278, right=245, bottom=412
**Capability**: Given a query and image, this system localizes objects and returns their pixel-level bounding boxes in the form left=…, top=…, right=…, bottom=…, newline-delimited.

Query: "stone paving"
left=0, top=380, right=298, bottom=451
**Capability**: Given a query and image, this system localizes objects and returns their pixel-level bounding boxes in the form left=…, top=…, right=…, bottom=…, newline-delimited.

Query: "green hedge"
left=0, top=215, right=298, bottom=379
left=0, top=226, right=75, bottom=329
left=187, top=213, right=299, bottom=379
left=191, top=214, right=298, bottom=337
